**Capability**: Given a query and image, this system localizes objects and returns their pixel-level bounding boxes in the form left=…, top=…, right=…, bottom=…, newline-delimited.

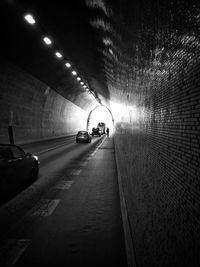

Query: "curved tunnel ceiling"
left=1, top=0, right=199, bottom=113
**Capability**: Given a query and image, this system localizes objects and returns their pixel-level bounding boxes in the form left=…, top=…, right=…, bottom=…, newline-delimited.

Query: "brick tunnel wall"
left=114, top=16, right=200, bottom=267
left=0, top=59, right=87, bottom=144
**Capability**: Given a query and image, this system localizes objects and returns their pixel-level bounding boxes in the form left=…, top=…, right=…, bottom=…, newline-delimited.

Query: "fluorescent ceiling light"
left=55, top=52, right=63, bottom=58
left=24, top=14, right=35, bottom=24
left=72, top=71, right=77, bottom=76
left=77, top=77, right=81, bottom=81
left=65, top=62, right=71, bottom=68
left=103, top=38, right=112, bottom=46
left=43, top=37, right=52, bottom=45
left=109, top=48, right=113, bottom=55
left=80, top=81, right=84, bottom=85
left=83, top=85, right=87, bottom=88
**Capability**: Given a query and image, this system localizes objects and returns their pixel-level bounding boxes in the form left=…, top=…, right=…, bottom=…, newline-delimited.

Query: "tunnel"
left=86, top=105, right=114, bottom=132
left=0, top=0, right=200, bottom=266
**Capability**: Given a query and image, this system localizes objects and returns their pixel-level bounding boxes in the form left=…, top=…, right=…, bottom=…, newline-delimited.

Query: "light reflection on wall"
left=110, top=101, right=141, bottom=131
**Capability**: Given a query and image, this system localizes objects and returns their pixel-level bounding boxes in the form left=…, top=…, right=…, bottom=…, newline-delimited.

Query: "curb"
left=114, top=137, right=137, bottom=267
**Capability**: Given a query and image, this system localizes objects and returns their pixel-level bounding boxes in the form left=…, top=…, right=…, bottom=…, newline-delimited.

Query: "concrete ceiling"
left=1, top=0, right=199, bottom=111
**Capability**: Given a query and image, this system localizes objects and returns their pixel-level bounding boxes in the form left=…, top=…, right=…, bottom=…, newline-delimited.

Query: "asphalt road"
left=0, top=135, right=128, bottom=266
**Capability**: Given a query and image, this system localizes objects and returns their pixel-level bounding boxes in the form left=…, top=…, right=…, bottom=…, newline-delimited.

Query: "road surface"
left=0, top=136, right=128, bottom=266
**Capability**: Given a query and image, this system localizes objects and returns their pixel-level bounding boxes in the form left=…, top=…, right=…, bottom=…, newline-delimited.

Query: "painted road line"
left=87, top=138, right=105, bottom=158
left=71, top=169, right=82, bottom=176
left=55, top=180, right=74, bottom=189
left=30, top=199, right=60, bottom=216
left=91, top=148, right=98, bottom=155
left=36, top=143, right=74, bottom=155
left=91, top=139, right=105, bottom=155
left=97, top=139, right=105, bottom=148
left=0, top=239, right=30, bottom=266
left=79, top=161, right=88, bottom=167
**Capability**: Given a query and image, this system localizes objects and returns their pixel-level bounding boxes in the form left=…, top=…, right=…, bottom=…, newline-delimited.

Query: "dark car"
left=97, top=122, right=106, bottom=135
left=76, top=131, right=91, bottom=143
left=0, top=144, right=40, bottom=204
left=91, top=127, right=101, bottom=137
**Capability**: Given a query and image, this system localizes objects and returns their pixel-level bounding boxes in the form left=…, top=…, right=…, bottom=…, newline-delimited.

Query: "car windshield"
left=10, top=146, right=25, bottom=158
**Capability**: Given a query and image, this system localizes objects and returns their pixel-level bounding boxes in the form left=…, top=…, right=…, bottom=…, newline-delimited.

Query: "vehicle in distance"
left=0, top=144, right=40, bottom=205
left=97, top=122, right=106, bottom=135
left=76, top=131, right=91, bottom=143
left=91, top=127, right=101, bottom=137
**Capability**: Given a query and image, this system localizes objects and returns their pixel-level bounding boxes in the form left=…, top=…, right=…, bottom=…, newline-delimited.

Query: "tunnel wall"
left=0, top=59, right=88, bottom=144
left=114, top=36, right=200, bottom=267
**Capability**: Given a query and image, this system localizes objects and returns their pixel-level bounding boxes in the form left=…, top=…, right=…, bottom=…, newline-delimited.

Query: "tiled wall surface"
left=115, top=65, right=200, bottom=267
left=114, top=1, right=200, bottom=266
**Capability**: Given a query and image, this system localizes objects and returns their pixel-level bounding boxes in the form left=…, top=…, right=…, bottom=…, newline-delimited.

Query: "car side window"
left=0, top=147, right=13, bottom=160
left=10, top=146, right=25, bottom=158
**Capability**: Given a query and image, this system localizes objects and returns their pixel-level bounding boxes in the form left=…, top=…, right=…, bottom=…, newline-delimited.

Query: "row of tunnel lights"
left=24, top=14, right=90, bottom=91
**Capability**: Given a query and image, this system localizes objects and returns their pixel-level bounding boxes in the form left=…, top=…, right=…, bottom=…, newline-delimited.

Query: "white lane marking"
left=71, top=169, right=82, bottom=176
left=36, top=142, right=74, bottom=155
left=0, top=239, right=30, bottom=266
left=96, top=141, right=104, bottom=149
left=90, top=140, right=105, bottom=156
left=79, top=161, right=88, bottom=167
left=91, top=149, right=98, bottom=156
left=55, top=180, right=74, bottom=189
left=36, top=146, right=62, bottom=154
left=30, top=199, right=60, bottom=216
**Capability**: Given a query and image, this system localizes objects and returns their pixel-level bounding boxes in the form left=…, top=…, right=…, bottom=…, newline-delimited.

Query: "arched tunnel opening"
left=0, top=1, right=200, bottom=266
left=86, top=105, right=114, bottom=134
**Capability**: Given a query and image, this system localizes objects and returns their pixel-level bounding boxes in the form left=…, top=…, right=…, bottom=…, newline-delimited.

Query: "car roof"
left=77, top=131, right=88, bottom=133
left=0, top=144, right=17, bottom=147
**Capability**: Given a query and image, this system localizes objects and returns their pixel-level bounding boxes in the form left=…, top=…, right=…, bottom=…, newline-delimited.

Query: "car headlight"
left=32, top=155, right=38, bottom=161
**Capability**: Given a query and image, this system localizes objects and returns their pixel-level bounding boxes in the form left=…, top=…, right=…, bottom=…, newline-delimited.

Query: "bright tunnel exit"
left=109, top=101, right=140, bottom=130
left=87, top=105, right=114, bottom=134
